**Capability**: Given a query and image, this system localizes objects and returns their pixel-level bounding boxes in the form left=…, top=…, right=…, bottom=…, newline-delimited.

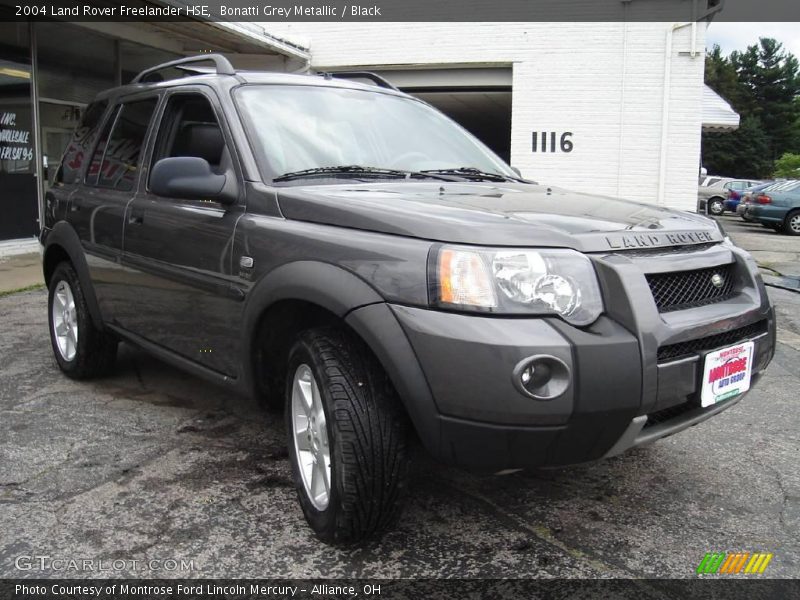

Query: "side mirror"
left=510, top=166, right=522, bottom=178
left=150, top=157, right=237, bottom=204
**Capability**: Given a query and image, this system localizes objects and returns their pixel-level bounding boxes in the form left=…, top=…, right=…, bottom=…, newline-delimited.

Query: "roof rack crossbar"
left=132, top=54, right=236, bottom=84
left=321, top=71, right=399, bottom=91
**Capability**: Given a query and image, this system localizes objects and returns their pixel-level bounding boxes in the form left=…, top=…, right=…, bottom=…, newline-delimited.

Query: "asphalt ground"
left=0, top=222, right=798, bottom=579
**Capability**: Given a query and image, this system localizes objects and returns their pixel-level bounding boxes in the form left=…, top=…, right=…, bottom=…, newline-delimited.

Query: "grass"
left=0, top=283, right=45, bottom=298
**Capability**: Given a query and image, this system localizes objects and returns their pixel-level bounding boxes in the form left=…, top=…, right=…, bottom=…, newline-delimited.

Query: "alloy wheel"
left=790, top=214, right=800, bottom=234
left=52, top=280, right=78, bottom=362
left=291, top=364, right=331, bottom=510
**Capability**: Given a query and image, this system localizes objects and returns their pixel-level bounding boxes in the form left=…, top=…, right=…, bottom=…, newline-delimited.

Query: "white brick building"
left=266, top=21, right=718, bottom=211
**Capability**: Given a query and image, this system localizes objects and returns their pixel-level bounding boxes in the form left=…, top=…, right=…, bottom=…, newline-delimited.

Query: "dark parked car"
left=724, top=181, right=772, bottom=213
left=737, top=181, right=796, bottom=222
left=41, top=56, right=776, bottom=543
left=743, top=180, right=800, bottom=235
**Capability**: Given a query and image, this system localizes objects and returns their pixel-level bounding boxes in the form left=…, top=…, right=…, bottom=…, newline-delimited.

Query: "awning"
left=702, top=85, right=740, bottom=132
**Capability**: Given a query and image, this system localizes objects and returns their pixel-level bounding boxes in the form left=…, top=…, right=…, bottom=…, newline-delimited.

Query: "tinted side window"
left=85, top=106, right=119, bottom=187
left=150, top=93, right=228, bottom=183
left=56, top=100, right=108, bottom=185
left=89, top=99, right=157, bottom=192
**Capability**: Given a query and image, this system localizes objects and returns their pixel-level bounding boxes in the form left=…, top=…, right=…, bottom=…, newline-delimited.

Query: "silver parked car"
left=698, top=177, right=762, bottom=216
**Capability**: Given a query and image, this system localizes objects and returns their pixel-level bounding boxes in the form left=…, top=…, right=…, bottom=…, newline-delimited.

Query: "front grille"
left=646, top=263, right=737, bottom=312
left=642, top=401, right=695, bottom=429
left=657, top=320, right=768, bottom=363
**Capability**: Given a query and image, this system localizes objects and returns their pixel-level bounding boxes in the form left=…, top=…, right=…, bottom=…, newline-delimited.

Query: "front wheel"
left=707, top=197, right=725, bottom=216
left=48, top=262, right=117, bottom=379
left=285, top=327, right=409, bottom=544
left=783, top=210, right=800, bottom=236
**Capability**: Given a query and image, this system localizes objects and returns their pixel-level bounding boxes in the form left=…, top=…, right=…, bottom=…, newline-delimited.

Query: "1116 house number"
left=532, top=131, right=573, bottom=153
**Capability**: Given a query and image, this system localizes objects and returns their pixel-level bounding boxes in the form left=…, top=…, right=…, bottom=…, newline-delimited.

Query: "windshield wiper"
left=420, top=167, right=520, bottom=182
left=273, top=165, right=456, bottom=183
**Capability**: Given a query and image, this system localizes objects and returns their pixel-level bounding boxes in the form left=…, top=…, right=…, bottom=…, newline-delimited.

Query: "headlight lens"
left=433, top=246, right=604, bottom=326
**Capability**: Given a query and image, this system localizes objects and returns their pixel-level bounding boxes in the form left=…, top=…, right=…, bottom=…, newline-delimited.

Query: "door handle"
left=127, top=209, right=144, bottom=225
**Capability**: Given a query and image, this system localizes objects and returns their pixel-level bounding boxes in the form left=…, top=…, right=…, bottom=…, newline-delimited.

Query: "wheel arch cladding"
left=42, top=222, right=104, bottom=329
left=241, top=261, right=385, bottom=399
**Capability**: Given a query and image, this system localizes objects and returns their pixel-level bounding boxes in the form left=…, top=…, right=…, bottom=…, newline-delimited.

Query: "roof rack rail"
left=320, top=71, right=399, bottom=91
left=132, top=54, right=236, bottom=84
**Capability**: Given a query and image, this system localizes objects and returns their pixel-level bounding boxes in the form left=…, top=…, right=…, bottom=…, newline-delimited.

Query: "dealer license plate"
left=700, top=341, right=754, bottom=407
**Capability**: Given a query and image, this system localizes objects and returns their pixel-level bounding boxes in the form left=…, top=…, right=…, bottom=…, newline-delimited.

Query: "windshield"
left=235, top=84, right=515, bottom=182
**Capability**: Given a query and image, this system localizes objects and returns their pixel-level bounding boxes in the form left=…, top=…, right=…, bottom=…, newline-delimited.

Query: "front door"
left=118, top=90, right=243, bottom=376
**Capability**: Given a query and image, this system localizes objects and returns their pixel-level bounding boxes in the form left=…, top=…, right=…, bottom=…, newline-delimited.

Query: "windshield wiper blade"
left=420, top=167, right=517, bottom=182
left=274, top=165, right=464, bottom=183
left=274, top=165, right=411, bottom=182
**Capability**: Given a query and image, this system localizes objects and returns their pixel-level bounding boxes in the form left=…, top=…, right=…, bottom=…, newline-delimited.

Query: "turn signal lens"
left=437, top=248, right=497, bottom=308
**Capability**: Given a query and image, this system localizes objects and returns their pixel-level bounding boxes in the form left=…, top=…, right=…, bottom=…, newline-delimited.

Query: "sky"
left=707, top=22, right=800, bottom=59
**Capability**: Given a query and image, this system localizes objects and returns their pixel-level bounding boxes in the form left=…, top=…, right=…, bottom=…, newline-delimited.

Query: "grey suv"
left=41, top=55, right=775, bottom=543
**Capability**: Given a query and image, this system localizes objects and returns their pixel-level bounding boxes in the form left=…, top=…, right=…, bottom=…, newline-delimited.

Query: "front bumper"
left=349, top=242, right=775, bottom=471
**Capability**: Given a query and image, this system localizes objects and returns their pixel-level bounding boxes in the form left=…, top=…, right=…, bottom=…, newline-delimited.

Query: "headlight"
left=432, top=245, right=604, bottom=326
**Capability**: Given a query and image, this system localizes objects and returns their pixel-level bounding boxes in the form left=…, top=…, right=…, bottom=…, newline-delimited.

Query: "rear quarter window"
left=55, top=100, right=108, bottom=185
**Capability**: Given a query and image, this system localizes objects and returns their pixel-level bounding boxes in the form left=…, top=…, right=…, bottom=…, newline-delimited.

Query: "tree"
left=705, top=44, right=746, bottom=112
left=702, top=38, right=800, bottom=176
left=703, top=116, right=773, bottom=178
left=731, top=38, right=800, bottom=160
left=773, top=152, right=800, bottom=178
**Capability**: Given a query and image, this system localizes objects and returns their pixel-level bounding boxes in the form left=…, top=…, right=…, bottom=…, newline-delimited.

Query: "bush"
left=773, top=153, right=800, bottom=178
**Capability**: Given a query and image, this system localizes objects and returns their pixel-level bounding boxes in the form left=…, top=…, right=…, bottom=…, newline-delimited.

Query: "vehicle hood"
left=276, top=181, right=723, bottom=252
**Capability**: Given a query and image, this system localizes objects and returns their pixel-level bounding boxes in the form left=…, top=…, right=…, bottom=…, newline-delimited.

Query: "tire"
left=284, top=326, right=409, bottom=544
left=783, top=210, right=800, bottom=236
left=707, top=197, right=725, bottom=216
left=48, top=261, right=117, bottom=379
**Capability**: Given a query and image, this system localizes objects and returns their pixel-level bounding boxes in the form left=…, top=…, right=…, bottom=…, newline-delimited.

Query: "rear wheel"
left=783, top=210, right=800, bottom=236
left=48, top=262, right=117, bottom=378
left=707, top=197, right=725, bottom=216
left=285, top=327, right=409, bottom=544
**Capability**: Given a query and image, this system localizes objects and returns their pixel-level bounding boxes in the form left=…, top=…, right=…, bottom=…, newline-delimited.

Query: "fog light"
left=512, top=355, right=570, bottom=400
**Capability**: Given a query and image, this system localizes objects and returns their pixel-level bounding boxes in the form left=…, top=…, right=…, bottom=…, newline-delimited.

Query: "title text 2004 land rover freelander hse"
left=41, top=56, right=775, bottom=543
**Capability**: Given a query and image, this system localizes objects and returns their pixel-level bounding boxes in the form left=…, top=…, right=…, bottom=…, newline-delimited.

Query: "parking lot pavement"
left=1, top=285, right=799, bottom=578
left=0, top=253, right=43, bottom=295
left=719, top=214, right=800, bottom=280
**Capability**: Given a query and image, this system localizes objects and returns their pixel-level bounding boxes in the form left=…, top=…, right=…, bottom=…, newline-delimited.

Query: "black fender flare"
left=239, top=261, right=440, bottom=450
left=42, top=222, right=104, bottom=329
left=239, top=261, right=384, bottom=391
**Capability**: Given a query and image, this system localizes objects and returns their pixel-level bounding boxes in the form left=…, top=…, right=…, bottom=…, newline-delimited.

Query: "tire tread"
left=293, top=326, right=408, bottom=543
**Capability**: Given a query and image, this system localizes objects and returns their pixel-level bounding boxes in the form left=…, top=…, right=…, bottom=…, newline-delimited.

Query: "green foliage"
left=703, top=116, right=773, bottom=179
left=773, top=152, right=800, bottom=178
left=703, top=38, right=800, bottom=177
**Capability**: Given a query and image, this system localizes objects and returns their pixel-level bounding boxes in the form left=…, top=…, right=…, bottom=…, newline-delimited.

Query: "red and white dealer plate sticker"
left=700, top=341, right=754, bottom=407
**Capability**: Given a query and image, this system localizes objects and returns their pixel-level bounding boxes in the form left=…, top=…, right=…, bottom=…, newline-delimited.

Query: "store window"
left=0, top=23, right=37, bottom=240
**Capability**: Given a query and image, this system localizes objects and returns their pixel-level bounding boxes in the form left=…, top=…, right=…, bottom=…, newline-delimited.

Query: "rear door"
left=68, top=96, right=159, bottom=320
left=117, top=88, right=244, bottom=376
